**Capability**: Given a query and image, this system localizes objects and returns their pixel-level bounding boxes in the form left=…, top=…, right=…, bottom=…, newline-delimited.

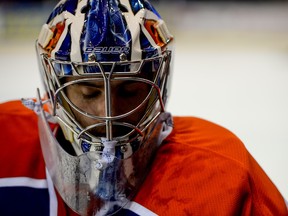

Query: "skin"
left=65, top=77, right=151, bottom=138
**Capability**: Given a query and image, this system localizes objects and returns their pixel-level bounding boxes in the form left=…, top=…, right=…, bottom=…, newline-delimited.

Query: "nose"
left=92, top=89, right=128, bottom=118
left=90, top=92, right=135, bottom=139
left=110, top=94, right=126, bottom=117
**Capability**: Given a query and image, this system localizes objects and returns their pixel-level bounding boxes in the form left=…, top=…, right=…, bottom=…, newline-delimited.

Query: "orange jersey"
left=0, top=100, right=287, bottom=216
left=134, top=117, right=288, bottom=215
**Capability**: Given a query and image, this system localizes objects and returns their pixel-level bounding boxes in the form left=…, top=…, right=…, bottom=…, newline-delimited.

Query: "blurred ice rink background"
left=0, top=0, right=287, bottom=200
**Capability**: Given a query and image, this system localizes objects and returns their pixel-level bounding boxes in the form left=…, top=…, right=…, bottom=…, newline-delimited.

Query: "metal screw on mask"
left=120, top=53, right=127, bottom=61
left=88, top=53, right=97, bottom=62
left=120, top=145, right=128, bottom=153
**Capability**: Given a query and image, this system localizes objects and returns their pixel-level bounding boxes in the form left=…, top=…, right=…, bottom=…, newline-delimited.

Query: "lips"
left=82, top=124, right=138, bottom=140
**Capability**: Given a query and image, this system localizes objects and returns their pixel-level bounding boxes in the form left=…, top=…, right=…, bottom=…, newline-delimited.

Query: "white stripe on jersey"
left=124, top=201, right=158, bottom=216
left=0, top=177, right=47, bottom=189
left=46, top=169, right=58, bottom=216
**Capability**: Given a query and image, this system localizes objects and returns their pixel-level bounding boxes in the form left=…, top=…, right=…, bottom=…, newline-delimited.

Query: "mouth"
left=81, top=125, right=140, bottom=141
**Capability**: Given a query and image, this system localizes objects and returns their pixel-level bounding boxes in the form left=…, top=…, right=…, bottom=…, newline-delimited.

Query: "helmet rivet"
left=119, top=53, right=127, bottom=61
left=88, top=53, right=97, bottom=62
left=120, top=145, right=128, bottom=153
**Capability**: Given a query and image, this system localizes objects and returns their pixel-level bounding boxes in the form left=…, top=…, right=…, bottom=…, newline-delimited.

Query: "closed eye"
left=80, top=86, right=102, bottom=99
left=82, top=90, right=101, bottom=99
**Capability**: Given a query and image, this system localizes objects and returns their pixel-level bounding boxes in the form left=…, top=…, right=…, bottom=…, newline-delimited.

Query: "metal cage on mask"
left=38, top=47, right=172, bottom=157
left=34, top=47, right=173, bottom=215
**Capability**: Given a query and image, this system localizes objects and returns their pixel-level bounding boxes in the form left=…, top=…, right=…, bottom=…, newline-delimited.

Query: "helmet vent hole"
left=81, top=4, right=91, bottom=14
left=118, top=3, right=128, bottom=13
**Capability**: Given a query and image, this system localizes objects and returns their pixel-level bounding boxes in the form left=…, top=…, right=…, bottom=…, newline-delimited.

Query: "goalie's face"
left=65, top=77, right=151, bottom=139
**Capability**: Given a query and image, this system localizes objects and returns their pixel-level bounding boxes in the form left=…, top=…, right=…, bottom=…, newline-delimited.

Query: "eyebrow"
left=76, top=82, right=104, bottom=88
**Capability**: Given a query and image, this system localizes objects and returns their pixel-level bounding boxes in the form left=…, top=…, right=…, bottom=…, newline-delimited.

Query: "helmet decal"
left=44, top=21, right=66, bottom=56
left=47, top=0, right=78, bottom=23
left=38, top=0, right=172, bottom=65
left=82, top=0, right=132, bottom=62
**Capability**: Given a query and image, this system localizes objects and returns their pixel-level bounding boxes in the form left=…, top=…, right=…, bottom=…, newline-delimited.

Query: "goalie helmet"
left=35, top=0, right=173, bottom=215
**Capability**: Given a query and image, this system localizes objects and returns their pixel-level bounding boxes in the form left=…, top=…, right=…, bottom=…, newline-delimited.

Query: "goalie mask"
left=34, top=0, right=173, bottom=215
